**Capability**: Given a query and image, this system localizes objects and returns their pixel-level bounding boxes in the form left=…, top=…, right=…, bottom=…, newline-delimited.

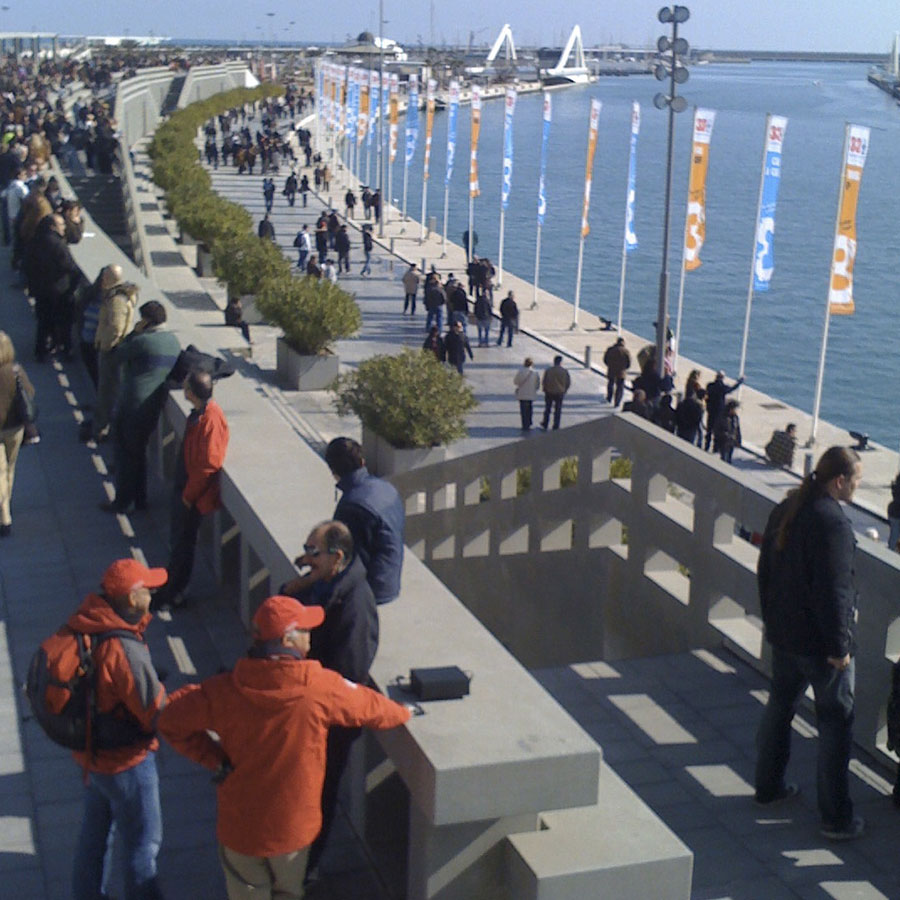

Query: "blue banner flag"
left=537, top=93, right=551, bottom=225
left=625, top=101, right=640, bottom=253
left=445, top=80, right=459, bottom=187
left=501, top=88, right=516, bottom=211
left=368, top=72, right=378, bottom=149
left=405, top=74, right=419, bottom=165
left=753, top=115, right=788, bottom=292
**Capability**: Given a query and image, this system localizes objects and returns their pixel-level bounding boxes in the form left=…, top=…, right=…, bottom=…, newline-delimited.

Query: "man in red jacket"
left=155, top=369, right=229, bottom=611
left=69, top=557, right=169, bottom=900
left=158, top=595, right=411, bottom=900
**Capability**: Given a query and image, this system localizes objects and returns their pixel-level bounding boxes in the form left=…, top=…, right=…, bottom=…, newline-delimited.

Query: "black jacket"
left=758, top=492, right=857, bottom=659
left=301, top=555, right=379, bottom=683
left=24, top=219, right=78, bottom=299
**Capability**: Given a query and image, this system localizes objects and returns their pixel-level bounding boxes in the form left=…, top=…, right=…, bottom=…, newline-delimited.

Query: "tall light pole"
left=653, top=5, right=689, bottom=377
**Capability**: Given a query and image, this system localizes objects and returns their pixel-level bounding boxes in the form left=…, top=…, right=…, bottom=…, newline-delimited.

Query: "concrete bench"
left=506, top=764, right=693, bottom=900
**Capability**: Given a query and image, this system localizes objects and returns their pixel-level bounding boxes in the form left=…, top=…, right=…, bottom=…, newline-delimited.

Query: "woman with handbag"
left=0, top=331, right=36, bottom=537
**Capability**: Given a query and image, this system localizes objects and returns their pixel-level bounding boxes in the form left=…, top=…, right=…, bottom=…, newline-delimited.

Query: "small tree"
left=211, top=232, right=291, bottom=299
left=256, top=275, right=362, bottom=355
left=332, top=348, right=478, bottom=449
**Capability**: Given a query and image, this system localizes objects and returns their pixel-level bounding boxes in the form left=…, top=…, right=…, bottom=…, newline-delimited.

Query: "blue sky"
left=8, top=1, right=899, bottom=53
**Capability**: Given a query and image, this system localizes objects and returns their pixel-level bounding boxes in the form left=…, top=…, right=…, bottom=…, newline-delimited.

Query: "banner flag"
left=405, top=73, right=419, bottom=165
left=752, top=115, right=787, bottom=291
left=367, top=71, right=378, bottom=149
left=537, top=93, right=551, bottom=225
left=423, top=78, right=437, bottom=180
left=469, top=85, right=482, bottom=198
left=445, top=80, right=459, bottom=186
left=345, top=69, right=355, bottom=143
left=501, top=87, right=516, bottom=210
left=382, top=72, right=390, bottom=149
left=625, top=101, right=640, bottom=252
left=580, top=98, right=602, bottom=237
left=389, top=74, right=399, bottom=163
left=358, top=71, right=369, bottom=144
left=828, top=123, right=870, bottom=315
left=683, top=107, right=716, bottom=271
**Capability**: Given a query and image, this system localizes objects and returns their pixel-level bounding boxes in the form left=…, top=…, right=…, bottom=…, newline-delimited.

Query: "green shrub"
left=560, top=457, right=578, bottom=487
left=256, top=275, right=362, bottom=355
left=211, top=233, right=291, bottom=298
left=610, top=456, right=632, bottom=479
left=517, top=466, right=531, bottom=495
left=332, top=348, right=478, bottom=449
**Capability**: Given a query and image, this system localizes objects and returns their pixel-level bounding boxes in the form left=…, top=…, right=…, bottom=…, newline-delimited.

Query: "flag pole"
left=616, top=237, right=628, bottom=335
left=672, top=146, right=693, bottom=372
left=531, top=223, right=542, bottom=309
left=738, top=115, right=771, bottom=394
left=498, top=207, right=505, bottom=285
left=572, top=234, right=585, bottom=328
left=809, top=123, right=850, bottom=446
left=442, top=185, right=449, bottom=254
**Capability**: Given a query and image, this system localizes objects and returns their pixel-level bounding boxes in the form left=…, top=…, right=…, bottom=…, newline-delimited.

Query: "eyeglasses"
left=302, top=544, right=324, bottom=557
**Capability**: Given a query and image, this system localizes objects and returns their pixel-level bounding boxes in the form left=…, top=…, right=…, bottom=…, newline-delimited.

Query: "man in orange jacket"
left=158, top=595, right=411, bottom=899
left=69, top=557, right=169, bottom=900
left=155, top=369, right=229, bottom=611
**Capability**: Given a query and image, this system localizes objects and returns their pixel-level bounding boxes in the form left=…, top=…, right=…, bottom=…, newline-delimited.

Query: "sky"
left=6, top=0, right=900, bottom=53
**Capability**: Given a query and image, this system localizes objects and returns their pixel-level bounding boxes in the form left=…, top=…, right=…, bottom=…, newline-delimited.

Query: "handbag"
left=6, top=367, right=39, bottom=443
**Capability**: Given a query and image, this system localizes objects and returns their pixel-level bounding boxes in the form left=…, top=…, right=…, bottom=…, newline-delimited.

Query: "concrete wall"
left=388, top=413, right=900, bottom=769
left=177, top=62, right=258, bottom=108
left=114, top=66, right=174, bottom=149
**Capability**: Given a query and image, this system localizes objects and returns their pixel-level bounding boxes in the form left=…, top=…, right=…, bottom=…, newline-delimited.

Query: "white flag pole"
left=672, top=156, right=692, bottom=372
left=738, top=115, right=771, bottom=395
left=572, top=234, right=586, bottom=328
left=498, top=207, right=505, bottom=286
left=809, top=123, right=850, bottom=445
left=442, top=185, right=449, bottom=254
left=531, top=223, right=542, bottom=309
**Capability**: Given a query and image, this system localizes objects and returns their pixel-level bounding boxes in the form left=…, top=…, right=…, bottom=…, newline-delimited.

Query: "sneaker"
left=821, top=815, right=865, bottom=841
left=754, top=783, right=800, bottom=806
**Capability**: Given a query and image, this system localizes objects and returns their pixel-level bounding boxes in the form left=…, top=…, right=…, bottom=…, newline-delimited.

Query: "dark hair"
left=553, top=355, right=563, bottom=365
left=318, top=520, right=354, bottom=557
left=186, top=368, right=213, bottom=401
left=324, top=437, right=364, bottom=478
left=139, top=300, right=166, bottom=326
left=775, top=446, right=859, bottom=550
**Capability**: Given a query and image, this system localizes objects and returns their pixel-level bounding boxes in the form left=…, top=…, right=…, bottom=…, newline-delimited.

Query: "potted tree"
left=256, top=274, right=362, bottom=390
left=332, top=348, right=478, bottom=475
left=211, top=231, right=291, bottom=324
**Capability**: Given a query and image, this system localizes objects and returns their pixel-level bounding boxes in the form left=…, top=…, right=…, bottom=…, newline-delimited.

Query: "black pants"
left=519, top=399, right=533, bottom=430
left=34, top=293, right=56, bottom=358
left=80, top=341, right=99, bottom=388
left=113, top=405, right=162, bottom=511
left=306, top=726, right=361, bottom=874
left=404, top=293, right=416, bottom=314
left=542, top=395, right=563, bottom=430
left=606, top=376, right=625, bottom=406
left=164, top=496, right=203, bottom=602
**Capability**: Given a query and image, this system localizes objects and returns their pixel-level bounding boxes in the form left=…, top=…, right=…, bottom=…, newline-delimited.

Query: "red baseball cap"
left=102, top=559, right=168, bottom=596
left=252, top=595, right=325, bottom=641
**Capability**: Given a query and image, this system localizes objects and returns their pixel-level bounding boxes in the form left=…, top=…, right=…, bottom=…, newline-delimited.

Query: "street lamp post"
left=653, top=5, right=689, bottom=378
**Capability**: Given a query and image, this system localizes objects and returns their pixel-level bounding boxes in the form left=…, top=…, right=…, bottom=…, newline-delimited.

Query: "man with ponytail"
left=754, top=446, right=863, bottom=841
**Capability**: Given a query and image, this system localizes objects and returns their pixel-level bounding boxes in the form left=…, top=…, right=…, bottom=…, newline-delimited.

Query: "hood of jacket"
left=230, top=656, right=325, bottom=712
left=67, top=592, right=150, bottom=636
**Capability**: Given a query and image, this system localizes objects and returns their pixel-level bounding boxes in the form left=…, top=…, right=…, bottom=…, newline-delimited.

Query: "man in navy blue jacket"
left=324, top=437, right=405, bottom=604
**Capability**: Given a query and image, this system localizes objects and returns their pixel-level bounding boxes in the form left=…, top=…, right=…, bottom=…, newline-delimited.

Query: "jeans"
left=606, top=376, right=625, bottom=406
left=755, top=648, right=855, bottom=830
left=518, top=400, right=533, bottom=430
left=361, top=250, right=371, bottom=275
left=542, top=395, right=563, bottom=430
left=297, top=249, right=308, bottom=270
left=476, top=319, right=491, bottom=345
left=496, top=319, right=514, bottom=347
left=425, top=307, right=442, bottom=333
left=73, top=752, right=163, bottom=900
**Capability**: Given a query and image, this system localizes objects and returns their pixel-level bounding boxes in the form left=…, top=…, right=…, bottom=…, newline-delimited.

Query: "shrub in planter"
left=256, top=274, right=362, bottom=355
left=332, top=348, right=478, bottom=449
left=176, top=193, right=251, bottom=249
left=211, top=233, right=291, bottom=299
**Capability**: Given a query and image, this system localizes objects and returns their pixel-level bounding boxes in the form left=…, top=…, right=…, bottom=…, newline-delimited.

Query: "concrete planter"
left=195, top=243, right=213, bottom=276
left=276, top=337, right=339, bottom=391
left=361, top=424, right=447, bottom=477
left=177, top=227, right=198, bottom=246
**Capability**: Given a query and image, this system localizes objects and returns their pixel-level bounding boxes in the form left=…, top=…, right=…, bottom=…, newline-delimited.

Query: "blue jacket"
left=334, top=467, right=405, bottom=603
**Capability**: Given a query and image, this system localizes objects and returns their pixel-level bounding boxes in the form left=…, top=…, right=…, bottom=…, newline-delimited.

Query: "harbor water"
left=373, top=62, right=900, bottom=448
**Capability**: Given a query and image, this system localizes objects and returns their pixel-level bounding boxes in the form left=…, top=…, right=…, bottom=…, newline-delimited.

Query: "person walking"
left=158, top=594, right=410, bottom=900
left=360, top=225, right=374, bottom=276
left=513, top=357, right=541, bottom=431
left=424, top=275, right=446, bottom=333
left=257, top=213, right=275, bottom=242
left=344, top=188, right=357, bottom=219
left=262, top=177, right=275, bottom=213
left=402, top=263, right=420, bottom=314
left=299, top=173, right=310, bottom=207
left=293, top=224, right=311, bottom=270
left=67, top=558, right=169, bottom=900
left=154, top=370, right=229, bottom=611
left=473, top=292, right=492, bottom=346
left=754, top=446, right=864, bottom=841
left=603, top=337, right=631, bottom=407
left=443, top=320, right=474, bottom=375
left=715, top=400, right=742, bottom=464
left=496, top=291, right=518, bottom=348
left=422, top=325, right=444, bottom=362
left=0, top=331, right=35, bottom=537
left=335, top=224, right=351, bottom=274
left=283, top=170, right=297, bottom=206
left=540, top=355, right=571, bottom=430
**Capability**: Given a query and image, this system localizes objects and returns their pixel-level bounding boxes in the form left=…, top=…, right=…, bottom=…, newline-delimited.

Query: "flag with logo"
left=537, top=93, right=551, bottom=225
left=405, top=73, right=419, bottom=166
left=367, top=71, right=378, bottom=149
left=423, top=78, right=436, bottom=180
left=752, top=115, right=787, bottom=292
left=683, top=107, right=716, bottom=271
left=828, top=123, right=870, bottom=315
left=389, top=74, right=399, bottom=164
left=469, top=85, right=482, bottom=198
left=580, top=99, right=602, bottom=237
left=358, top=71, right=369, bottom=144
left=625, top=101, right=640, bottom=252
left=501, top=87, right=516, bottom=210
left=445, top=80, right=459, bottom=187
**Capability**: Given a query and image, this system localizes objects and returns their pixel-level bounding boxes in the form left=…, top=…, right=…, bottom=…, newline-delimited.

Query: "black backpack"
left=26, top=627, right=151, bottom=752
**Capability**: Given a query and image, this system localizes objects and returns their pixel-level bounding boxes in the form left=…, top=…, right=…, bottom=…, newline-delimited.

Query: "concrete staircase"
left=65, top=172, right=134, bottom=261
left=160, top=75, right=186, bottom=116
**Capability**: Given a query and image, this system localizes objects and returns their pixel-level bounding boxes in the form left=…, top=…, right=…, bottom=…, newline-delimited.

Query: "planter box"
left=361, top=424, right=447, bottom=477
left=195, top=243, right=213, bottom=277
left=276, top=337, right=339, bottom=391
